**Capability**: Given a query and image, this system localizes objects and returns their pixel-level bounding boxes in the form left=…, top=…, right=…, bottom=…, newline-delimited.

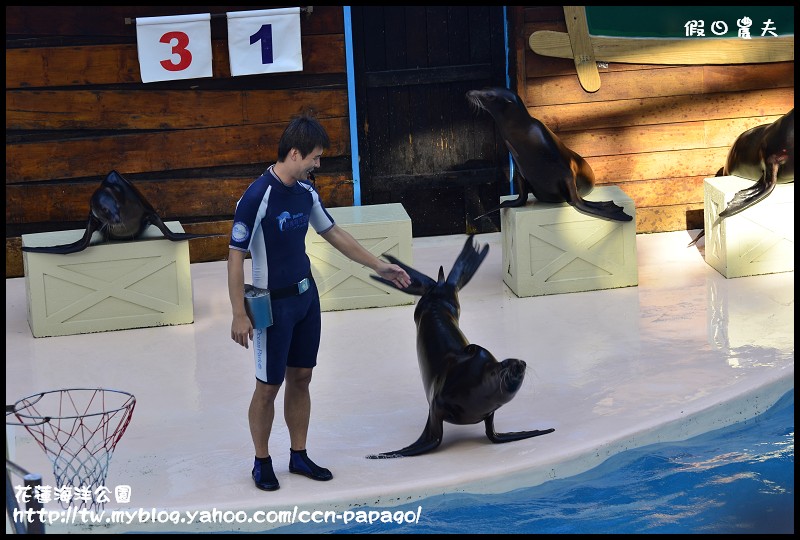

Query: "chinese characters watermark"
left=14, top=484, right=133, bottom=505
left=684, top=17, right=780, bottom=38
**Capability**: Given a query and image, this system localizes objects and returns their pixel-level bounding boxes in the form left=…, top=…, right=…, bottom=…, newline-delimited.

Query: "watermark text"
left=12, top=505, right=423, bottom=527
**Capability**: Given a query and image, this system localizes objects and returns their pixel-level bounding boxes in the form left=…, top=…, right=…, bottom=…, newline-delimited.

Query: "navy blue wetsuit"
left=230, top=166, right=335, bottom=384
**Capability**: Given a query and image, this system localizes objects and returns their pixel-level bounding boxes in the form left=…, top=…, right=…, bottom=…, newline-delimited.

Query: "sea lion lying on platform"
left=689, top=109, right=794, bottom=247
left=21, top=170, right=222, bottom=254
left=467, top=87, right=632, bottom=222
left=366, top=235, right=554, bottom=458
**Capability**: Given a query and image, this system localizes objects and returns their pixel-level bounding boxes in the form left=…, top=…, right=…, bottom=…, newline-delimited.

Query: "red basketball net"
left=12, top=388, right=136, bottom=512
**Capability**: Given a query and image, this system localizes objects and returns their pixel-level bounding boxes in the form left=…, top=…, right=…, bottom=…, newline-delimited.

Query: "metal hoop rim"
left=11, top=387, right=136, bottom=421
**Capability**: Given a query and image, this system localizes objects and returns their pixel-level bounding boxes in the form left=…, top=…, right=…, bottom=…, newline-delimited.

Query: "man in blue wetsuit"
left=227, top=115, right=411, bottom=491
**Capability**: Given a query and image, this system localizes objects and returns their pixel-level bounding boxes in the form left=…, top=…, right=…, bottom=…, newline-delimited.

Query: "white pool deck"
left=5, top=229, right=794, bottom=533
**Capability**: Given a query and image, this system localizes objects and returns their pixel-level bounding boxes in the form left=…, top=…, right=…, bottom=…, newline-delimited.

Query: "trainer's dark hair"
left=277, top=115, right=331, bottom=161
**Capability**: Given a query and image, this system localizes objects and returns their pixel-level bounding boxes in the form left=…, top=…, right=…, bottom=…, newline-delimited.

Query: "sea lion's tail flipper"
left=150, top=218, right=225, bottom=242
left=370, top=254, right=436, bottom=296
left=473, top=171, right=530, bottom=222
left=166, top=231, right=227, bottom=241
left=21, top=214, right=100, bottom=254
left=447, top=235, right=489, bottom=290
left=365, top=413, right=443, bottom=459
left=148, top=212, right=226, bottom=242
left=573, top=198, right=633, bottom=222
left=472, top=206, right=501, bottom=221
left=687, top=229, right=705, bottom=247
left=484, top=412, right=555, bottom=444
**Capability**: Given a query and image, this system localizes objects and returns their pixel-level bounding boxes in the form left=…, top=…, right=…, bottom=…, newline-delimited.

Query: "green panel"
left=585, top=6, right=794, bottom=38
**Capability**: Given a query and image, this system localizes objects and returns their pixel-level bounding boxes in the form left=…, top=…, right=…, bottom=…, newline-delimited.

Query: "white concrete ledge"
left=5, top=231, right=793, bottom=533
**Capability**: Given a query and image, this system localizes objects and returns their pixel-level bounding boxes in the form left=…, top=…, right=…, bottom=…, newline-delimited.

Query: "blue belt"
left=270, top=277, right=311, bottom=300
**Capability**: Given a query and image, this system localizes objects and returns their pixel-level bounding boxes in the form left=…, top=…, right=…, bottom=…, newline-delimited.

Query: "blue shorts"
left=253, top=279, right=321, bottom=385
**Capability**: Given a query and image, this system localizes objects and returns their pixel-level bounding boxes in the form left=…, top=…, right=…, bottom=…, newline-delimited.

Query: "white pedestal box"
left=501, top=187, right=638, bottom=297
left=23, top=222, right=194, bottom=338
left=306, top=203, right=414, bottom=311
left=703, top=176, right=794, bottom=278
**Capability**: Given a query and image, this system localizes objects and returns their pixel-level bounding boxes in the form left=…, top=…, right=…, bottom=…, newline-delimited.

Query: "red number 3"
left=159, top=31, right=192, bottom=71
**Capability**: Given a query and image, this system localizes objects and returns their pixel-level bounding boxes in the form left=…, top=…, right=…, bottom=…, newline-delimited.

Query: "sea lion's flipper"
left=572, top=198, right=633, bottom=222
left=446, top=235, right=489, bottom=290
left=365, top=412, right=444, bottom=459
left=146, top=211, right=225, bottom=242
left=21, top=213, right=102, bottom=254
left=718, top=173, right=776, bottom=220
left=472, top=169, right=530, bottom=221
left=484, top=412, right=555, bottom=444
left=370, top=254, right=436, bottom=296
left=687, top=229, right=705, bottom=247
left=690, top=160, right=782, bottom=246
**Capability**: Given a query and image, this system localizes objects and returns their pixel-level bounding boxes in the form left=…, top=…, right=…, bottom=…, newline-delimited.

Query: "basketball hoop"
left=11, top=388, right=136, bottom=512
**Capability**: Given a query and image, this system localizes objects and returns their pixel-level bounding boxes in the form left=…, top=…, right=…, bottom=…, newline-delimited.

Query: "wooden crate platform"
left=22, top=222, right=194, bottom=337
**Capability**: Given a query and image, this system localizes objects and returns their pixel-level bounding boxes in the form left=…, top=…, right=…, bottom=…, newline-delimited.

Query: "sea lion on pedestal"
left=21, top=170, right=222, bottom=254
left=689, top=109, right=794, bottom=247
left=366, top=235, right=554, bottom=459
left=467, top=87, right=632, bottom=222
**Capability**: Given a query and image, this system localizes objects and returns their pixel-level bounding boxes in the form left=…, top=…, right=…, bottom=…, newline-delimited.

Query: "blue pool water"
left=273, top=389, right=794, bottom=534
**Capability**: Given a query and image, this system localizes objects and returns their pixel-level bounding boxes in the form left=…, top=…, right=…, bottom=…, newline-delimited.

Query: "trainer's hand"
left=231, top=314, right=254, bottom=349
left=376, top=263, right=411, bottom=289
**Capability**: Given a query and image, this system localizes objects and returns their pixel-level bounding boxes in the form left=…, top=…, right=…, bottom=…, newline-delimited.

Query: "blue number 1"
left=250, top=24, right=274, bottom=65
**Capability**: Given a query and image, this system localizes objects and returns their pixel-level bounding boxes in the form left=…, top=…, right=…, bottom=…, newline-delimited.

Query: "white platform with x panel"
left=306, top=203, right=413, bottom=311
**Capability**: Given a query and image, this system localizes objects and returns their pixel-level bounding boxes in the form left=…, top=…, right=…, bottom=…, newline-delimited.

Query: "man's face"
left=296, top=146, right=323, bottom=179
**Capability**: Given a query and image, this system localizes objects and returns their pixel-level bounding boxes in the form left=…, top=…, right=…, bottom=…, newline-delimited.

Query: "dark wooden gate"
left=350, top=6, right=509, bottom=237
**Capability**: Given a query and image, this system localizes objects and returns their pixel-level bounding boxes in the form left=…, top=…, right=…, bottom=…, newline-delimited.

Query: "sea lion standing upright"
left=21, top=170, right=222, bottom=254
left=467, top=87, right=632, bottom=222
left=688, top=108, right=794, bottom=247
left=366, top=235, right=554, bottom=459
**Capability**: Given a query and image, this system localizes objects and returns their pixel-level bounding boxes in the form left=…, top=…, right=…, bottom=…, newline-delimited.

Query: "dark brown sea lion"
left=366, top=235, right=554, bottom=459
left=21, top=170, right=222, bottom=254
left=467, top=87, right=632, bottom=222
left=689, top=109, right=794, bottom=247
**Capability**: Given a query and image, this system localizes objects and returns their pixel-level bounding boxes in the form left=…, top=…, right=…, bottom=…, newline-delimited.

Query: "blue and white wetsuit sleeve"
left=306, top=184, right=335, bottom=234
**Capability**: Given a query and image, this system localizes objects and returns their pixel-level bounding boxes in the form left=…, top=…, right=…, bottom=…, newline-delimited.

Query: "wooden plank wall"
left=518, top=6, right=794, bottom=234
left=6, top=6, right=351, bottom=278
left=6, top=6, right=795, bottom=278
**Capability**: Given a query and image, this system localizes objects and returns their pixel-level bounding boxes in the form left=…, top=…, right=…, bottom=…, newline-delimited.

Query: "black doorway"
left=350, top=6, right=510, bottom=237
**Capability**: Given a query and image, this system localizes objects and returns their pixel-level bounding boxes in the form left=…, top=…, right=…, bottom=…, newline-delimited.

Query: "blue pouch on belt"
left=244, top=284, right=273, bottom=329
